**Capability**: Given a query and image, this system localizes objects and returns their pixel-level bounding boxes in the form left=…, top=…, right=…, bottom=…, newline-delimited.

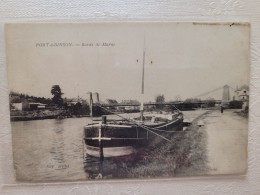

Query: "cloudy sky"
left=6, top=22, right=250, bottom=102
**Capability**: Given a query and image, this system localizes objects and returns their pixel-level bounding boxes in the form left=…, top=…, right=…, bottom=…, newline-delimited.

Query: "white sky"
left=6, top=22, right=250, bottom=102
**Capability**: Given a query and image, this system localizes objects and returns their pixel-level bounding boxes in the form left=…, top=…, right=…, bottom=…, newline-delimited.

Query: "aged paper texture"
left=5, top=22, right=249, bottom=181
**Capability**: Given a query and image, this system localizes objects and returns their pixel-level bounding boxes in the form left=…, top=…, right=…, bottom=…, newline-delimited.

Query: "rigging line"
left=101, top=105, right=184, bottom=136
left=97, top=103, right=173, bottom=132
left=137, top=124, right=173, bottom=142
left=82, top=137, right=85, bottom=160
left=172, top=104, right=192, bottom=123
left=139, top=122, right=181, bottom=133
left=95, top=105, right=175, bottom=143
left=137, top=121, right=181, bottom=133
left=72, top=95, right=184, bottom=135
left=95, top=105, right=182, bottom=136
left=79, top=93, right=182, bottom=136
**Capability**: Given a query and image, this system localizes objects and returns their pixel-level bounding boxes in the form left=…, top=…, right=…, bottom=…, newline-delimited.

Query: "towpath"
left=202, top=109, right=248, bottom=175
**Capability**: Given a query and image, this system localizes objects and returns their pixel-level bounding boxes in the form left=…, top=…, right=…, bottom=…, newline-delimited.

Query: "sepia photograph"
left=5, top=22, right=250, bottom=182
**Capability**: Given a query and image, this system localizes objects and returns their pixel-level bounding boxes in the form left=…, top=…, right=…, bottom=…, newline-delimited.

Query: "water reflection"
left=50, top=120, right=66, bottom=169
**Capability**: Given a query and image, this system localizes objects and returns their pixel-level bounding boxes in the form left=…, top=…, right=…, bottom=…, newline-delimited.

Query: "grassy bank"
left=111, top=111, right=210, bottom=179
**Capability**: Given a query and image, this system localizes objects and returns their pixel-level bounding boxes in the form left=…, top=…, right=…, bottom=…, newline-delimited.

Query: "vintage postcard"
left=5, top=22, right=250, bottom=182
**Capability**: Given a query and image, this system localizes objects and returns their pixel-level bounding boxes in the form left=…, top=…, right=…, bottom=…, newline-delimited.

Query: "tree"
left=72, top=102, right=83, bottom=115
left=183, top=98, right=201, bottom=110
left=205, top=97, right=216, bottom=107
left=155, top=95, right=165, bottom=110
left=51, top=85, right=63, bottom=107
left=156, top=95, right=165, bottom=103
left=229, top=100, right=243, bottom=109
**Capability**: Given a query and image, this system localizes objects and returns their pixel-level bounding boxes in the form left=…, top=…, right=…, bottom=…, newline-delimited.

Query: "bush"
left=229, top=100, right=243, bottom=109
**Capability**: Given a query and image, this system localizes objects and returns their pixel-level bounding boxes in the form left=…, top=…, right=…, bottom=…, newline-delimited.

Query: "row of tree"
left=155, top=95, right=216, bottom=110
left=10, top=85, right=91, bottom=115
left=50, top=85, right=91, bottom=115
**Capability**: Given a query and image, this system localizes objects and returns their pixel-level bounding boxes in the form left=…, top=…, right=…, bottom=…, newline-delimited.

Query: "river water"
left=11, top=111, right=206, bottom=182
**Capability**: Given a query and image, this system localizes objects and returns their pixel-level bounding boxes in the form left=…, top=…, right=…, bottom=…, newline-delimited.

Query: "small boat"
left=83, top=44, right=184, bottom=159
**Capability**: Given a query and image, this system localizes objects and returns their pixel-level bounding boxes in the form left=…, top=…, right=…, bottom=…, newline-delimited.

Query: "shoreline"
left=10, top=114, right=90, bottom=122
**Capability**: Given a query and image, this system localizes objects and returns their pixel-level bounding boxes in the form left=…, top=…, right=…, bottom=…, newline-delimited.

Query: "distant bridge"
left=98, top=85, right=236, bottom=108
left=100, top=100, right=223, bottom=107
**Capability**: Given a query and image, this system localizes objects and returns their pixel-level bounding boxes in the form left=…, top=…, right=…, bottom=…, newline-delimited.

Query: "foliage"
left=155, top=95, right=165, bottom=110
left=184, top=98, right=201, bottom=103
left=181, top=98, right=201, bottom=110
left=68, top=102, right=90, bottom=115
left=9, top=91, right=52, bottom=105
left=106, top=99, right=118, bottom=104
left=205, top=98, right=215, bottom=107
left=155, top=95, right=165, bottom=103
left=112, top=113, right=209, bottom=178
left=51, top=85, right=63, bottom=107
left=229, top=100, right=243, bottom=109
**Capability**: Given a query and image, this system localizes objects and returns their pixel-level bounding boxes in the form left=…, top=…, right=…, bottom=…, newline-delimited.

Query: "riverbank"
left=103, top=109, right=210, bottom=179
left=102, top=108, right=248, bottom=178
left=10, top=110, right=90, bottom=121
left=10, top=106, right=209, bottom=122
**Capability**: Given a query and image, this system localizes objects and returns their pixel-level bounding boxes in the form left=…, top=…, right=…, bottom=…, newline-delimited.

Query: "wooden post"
left=102, top=115, right=107, bottom=124
left=89, top=92, right=93, bottom=117
left=99, top=116, right=106, bottom=162
left=140, top=47, right=145, bottom=121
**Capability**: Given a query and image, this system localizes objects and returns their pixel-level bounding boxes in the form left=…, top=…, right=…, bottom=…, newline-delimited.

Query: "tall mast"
left=140, top=38, right=145, bottom=121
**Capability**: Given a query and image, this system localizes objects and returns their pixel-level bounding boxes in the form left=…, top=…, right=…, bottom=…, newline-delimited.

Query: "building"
left=10, top=98, right=46, bottom=111
left=104, top=99, right=118, bottom=105
left=234, top=85, right=249, bottom=110
left=234, top=85, right=249, bottom=101
left=10, top=99, right=28, bottom=111
left=121, top=100, right=140, bottom=112
left=65, top=97, right=89, bottom=108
